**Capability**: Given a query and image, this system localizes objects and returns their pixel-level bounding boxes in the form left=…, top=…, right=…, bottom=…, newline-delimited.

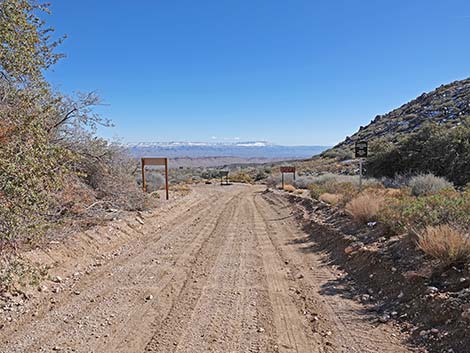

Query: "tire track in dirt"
left=0, top=185, right=414, bottom=353
left=143, top=189, right=249, bottom=352
left=250, top=192, right=324, bottom=353
left=0, top=186, right=244, bottom=353
left=253, top=191, right=412, bottom=353
left=170, top=194, right=273, bottom=353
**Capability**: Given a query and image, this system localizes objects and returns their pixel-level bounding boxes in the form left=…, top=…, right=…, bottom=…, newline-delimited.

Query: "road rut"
left=0, top=185, right=412, bottom=353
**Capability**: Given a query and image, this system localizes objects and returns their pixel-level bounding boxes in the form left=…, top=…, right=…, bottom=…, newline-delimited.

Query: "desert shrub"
left=200, top=169, right=221, bottom=180
left=283, top=184, right=296, bottom=193
left=408, top=173, right=453, bottom=196
left=230, top=172, right=253, bottom=184
left=137, top=172, right=165, bottom=193
left=308, top=173, right=380, bottom=190
left=254, top=169, right=267, bottom=181
left=309, top=184, right=327, bottom=199
left=321, top=148, right=353, bottom=161
left=379, top=190, right=470, bottom=234
left=367, top=122, right=470, bottom=186
left=346, top=194, right=385, bottom=224
left=381, top=174, right=410, bottom=189
left=418, top=225, right=470, bottom=264
left=319, top=193, right=342, bottom=205
left=0, top=1, right=149, bottom=247
left=265, top=175, right=280, bottom=189
left=294, top=176, right=316, bottom=189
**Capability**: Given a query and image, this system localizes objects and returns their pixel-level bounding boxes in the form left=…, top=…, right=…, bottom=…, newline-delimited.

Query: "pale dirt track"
left=0, top=184, right=412, bottom=353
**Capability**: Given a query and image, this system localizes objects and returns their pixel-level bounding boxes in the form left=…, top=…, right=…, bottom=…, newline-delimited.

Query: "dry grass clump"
left=418, top=225, right=470, bottom=264
left=319, top=193, right=342, bottom=206
left=170, top=184, right=190, bottom=192
left=283, top=184, right=296, bottom=193
left=345, top=194, right=385, bottom=224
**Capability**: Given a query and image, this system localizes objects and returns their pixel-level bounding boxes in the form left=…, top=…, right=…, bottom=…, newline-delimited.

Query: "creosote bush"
left=418, top=225, right=470, bottom=265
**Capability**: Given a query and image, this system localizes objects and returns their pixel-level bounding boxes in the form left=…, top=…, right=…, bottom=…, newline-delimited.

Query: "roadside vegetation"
left=0, top=0, right=151, bottom=290
left=272, top=171, right=470, bottom=266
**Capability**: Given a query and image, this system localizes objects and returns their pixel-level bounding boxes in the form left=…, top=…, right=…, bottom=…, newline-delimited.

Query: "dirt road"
left=0, top=184, right=412, bottom=353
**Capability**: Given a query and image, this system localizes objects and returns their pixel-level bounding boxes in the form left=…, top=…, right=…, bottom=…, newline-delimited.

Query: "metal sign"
left=280, top=166, right=296, bottom=189
left=280, top=166, right=296, bottom=173
left=355, top=141, right=368, bottom=158
left=219, top=171, right=229, bottom=185
left=141, top=157, right=169, bottom=200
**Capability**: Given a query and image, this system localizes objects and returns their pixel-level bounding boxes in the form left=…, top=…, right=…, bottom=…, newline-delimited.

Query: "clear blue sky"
left=45, top=0, right=470, bottom=146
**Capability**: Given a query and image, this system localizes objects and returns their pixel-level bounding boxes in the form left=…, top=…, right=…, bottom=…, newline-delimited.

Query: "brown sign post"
left=220, top=170, right=229, bottom=185
left=280, top=166, right=296, bottom=189
left=141, top=157, right=169, bottom=200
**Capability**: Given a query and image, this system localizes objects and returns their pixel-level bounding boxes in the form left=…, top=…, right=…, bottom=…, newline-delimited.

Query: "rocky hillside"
left=332, top=77, right=470, bottom=153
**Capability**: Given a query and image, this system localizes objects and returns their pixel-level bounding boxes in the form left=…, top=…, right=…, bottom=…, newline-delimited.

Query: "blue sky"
left=45, top=0, right=470, bottom=146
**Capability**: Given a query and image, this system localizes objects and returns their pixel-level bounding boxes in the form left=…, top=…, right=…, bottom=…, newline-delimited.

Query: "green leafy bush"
left=379, top=189, right=470, bottom=234
left=367, top=122, right=470, bottom=186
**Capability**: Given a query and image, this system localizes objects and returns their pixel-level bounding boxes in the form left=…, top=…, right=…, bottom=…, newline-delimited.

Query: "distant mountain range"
left=127, top=141, right=329, bottom=161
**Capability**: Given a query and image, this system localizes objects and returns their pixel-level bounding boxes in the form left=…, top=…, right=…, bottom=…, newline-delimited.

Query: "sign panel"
left=280, top=166, right=296, bottom=189
left=141, top=157, right=169, bottom=200
left=355, top=141, right=368, bottom=158
left=142, top=157, right=167, bottom=166
left=280, top=166, right=296, bottom=173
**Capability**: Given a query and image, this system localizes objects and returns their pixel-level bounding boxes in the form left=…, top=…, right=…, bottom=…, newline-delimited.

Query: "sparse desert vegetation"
left=0, top=2, right=152, bottom=254
left=418, top=225, right=470, bottom=265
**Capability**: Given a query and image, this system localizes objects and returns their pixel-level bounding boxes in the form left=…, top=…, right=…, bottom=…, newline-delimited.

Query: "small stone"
left=391, top=267, right=397, bottom=273
left=379, top=314, right=390, bottom=323
left=73, top=291, right=81, bottom=295
left=461, top=309, right=470, bottom=321
left=38, top=285, right=48, bottom=292
left=52, top=347, right=62, bottom=351
left=257, top=327, right=265, bottom=333
left=297, top=274, right=304, bottom=279
left=52, top=287, right=60, bottom=294
left=431, top=328, right=439, bottom=334
left=145, top=294, right=153, bottom=301
left=419, top=330, right=429, bottom=337
left=52, top=276, right=63, bottom=283
left=360, top=294, right=371, bottom=303
left=426, top=286, right=439, bottom=294
left=397, top=291, right=404, bottom=299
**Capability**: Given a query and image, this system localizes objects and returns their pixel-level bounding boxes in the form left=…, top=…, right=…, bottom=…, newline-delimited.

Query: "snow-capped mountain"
left=126, top=141, right=328, bottom=159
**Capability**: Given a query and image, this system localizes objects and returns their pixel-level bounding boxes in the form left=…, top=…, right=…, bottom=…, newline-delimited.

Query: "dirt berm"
left=283, top=190, right=470, bottom=353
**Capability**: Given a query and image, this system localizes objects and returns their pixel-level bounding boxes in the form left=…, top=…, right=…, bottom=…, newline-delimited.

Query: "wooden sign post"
left=280, top=166, right=296, bottom=189
left=220, top=171, right=229, bottom=185
left=141, top=157, right=169, bottom=200
left=355, top=141, right=368, bottom=191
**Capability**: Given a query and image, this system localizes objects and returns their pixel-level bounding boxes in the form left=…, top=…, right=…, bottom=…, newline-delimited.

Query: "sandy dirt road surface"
left=0, top=184, right=412, bottom=353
